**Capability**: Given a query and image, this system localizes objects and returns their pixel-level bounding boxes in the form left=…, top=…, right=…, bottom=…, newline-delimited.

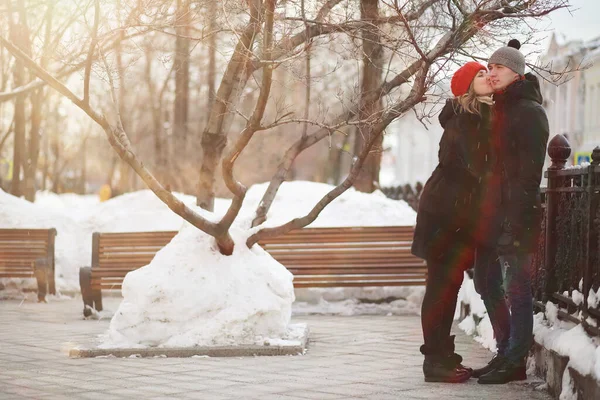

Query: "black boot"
left=477, top=359, right=527, bottom=384
left=421, top=338, right=471, bottom=384
left=443, top=336, right=473, bottom=375
left=422, top=354, right=472, bottom=383
left=472, top=354, right=505, bottom=378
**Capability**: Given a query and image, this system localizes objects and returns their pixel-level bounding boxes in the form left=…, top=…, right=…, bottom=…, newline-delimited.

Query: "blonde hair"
left=454, top=81, right=484, bottom=116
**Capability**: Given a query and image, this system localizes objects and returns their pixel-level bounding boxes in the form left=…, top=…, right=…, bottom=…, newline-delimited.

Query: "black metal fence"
left=532, top=134, right=600, bottom=336
left=380, top=182, right=423, bottom=211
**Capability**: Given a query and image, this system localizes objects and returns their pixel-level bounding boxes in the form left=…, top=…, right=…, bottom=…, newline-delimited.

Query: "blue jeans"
left=474, top=248, right=533, bottom=363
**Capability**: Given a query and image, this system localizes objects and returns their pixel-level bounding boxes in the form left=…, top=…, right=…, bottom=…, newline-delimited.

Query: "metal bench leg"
left=34, top=258, right=48, bottom=302
left=93, top=290, right=103, bottom=312
left=48, top=259, right=56, bottom=296
left=79, top=267, right=94, bottom=317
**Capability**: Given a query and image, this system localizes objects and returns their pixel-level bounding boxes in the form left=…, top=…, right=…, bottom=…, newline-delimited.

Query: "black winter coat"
left=411, top=100, right=501, bottom=261
left=494, top=73, right=549, bottom=253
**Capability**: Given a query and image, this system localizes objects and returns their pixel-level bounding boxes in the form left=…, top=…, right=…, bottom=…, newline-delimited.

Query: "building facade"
left=539, top=34, right=600, bottom=163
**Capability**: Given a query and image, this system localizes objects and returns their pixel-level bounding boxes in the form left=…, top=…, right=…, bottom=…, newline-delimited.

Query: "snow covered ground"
left=1, top=181, right=423, bottom=348
left=457, top=275, right=600, bottom=394
left=3, top=181, right=599, bottom=384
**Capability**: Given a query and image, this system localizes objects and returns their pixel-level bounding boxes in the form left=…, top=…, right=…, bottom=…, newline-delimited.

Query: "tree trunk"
left=331, top=131, right=350, bottom=185
left=21, top=2, right=53, bottom=201
left=196, top=0, right=262, bottom=211
left=23, top=2, right=54, bottom=200
left=41, top=128, right=48, bottom=191
left=9, top=3, right=29, bottom=198
left=173, top=0, right=190, bottom=157
left=106, top=154, right=118, bottom=188
left=51, top=138, right=60, bottom=192
left=78, top=136, right=87, bottom=194
left=207, top=0, right=217, bottom=111
left=114, top=0, right=131, bottom=194
left=353, top=0, right=383, bottom=193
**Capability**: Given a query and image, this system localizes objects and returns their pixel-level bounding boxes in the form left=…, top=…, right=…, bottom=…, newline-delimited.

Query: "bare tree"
left=0, top=0, right=571, bottom=255
left=173, top=0, right=191, bottom=157
left=7, top=0, right=29, bottom=197
left=352, top=0, right=384, bottom=193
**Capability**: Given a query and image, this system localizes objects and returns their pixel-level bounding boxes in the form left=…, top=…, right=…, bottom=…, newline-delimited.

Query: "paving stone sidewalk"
left=0, top=296, right=551, bottom=400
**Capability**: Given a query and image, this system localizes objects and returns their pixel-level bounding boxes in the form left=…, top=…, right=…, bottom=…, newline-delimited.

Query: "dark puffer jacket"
left=411, top=100, right=501, bottom=261
left=493, top=73, right=549, bottom=253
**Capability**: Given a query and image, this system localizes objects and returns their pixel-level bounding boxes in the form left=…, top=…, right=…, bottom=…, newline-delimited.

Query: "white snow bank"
left=533, top=310, right=600, bottom=381
left=295, top=286, right=424, bottom=303
left=0, top=189, right=89, bottom=292
left=455, top=275, right=497, bottom=352
left=2, top=181, right=416, bottom=292
left=293, top=287, right=424, bottom=316
left=35, top=191, right=101, bottom=222
left=457, top=274, right=600, bottom=385
left=103, top=225, right=295, bottom=348
left=240, top=181, right=417, bottom=228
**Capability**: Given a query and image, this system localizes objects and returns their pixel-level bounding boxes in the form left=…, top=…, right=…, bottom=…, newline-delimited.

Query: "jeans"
left=474, top=248, right=534, bottom=363
left=421, top=242, right=474, bottom=353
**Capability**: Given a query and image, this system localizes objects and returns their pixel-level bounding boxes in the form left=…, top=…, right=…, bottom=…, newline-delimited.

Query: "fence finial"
left=547, top=134, right=571, bottom=170
left=592, top=146, right=600, bottom=166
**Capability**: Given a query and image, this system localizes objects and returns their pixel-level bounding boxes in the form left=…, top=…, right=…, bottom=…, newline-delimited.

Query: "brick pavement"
left=0, top=296, right=551, bottom=399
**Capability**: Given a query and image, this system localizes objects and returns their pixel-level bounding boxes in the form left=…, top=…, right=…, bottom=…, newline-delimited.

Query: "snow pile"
left=103, top=225, right=295, bottom=348
left=455, top=274, right=497, bottom=352
left=83, top=190, right=212, bottom=233
left=533, top=308, right=600, bottom=384
left=0, top=189, right=89, bottom=292
left=35, top=191, right=101, bottom=223
left=241, top=181, right=417, bottom=228
left=2, top=182, right=416, bottom=292
left=456, top=274, right=600, bottom=391
left=293, top=286, right=425, bottom=316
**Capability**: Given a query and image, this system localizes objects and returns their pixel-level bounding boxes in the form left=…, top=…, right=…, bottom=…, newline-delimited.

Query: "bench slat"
left=89, top=226, right=424, bottom=292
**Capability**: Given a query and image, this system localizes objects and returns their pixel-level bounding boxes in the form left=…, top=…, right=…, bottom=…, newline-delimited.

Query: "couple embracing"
left=412, top=40, right=550, bottom=384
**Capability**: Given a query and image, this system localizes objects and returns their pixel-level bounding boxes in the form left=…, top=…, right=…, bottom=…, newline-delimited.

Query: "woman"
left=411, top=62, right=498, bottom=383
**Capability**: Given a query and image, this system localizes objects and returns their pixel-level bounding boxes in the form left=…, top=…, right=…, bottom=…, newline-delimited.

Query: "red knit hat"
left=451, top=62, right=487, bottom=97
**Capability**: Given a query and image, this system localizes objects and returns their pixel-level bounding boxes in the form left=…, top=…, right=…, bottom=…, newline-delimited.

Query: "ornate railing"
left=381, top=182, right=423, bottom=211
left=532, top=134, right=600, bottom=336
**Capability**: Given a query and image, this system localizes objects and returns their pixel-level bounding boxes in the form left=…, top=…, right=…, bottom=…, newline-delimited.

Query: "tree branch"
left=246, top=62, right=432, bottom=247
left=0, top=27, right=152, bottom=103
left=0, top=34, right=221, bottom=239
left=219, top=0, right=277, bottom=241
left=83, top=0, right=100, bottom=105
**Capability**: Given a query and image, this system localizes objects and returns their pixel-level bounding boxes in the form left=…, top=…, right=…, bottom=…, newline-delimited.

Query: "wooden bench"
left=79, top=226, right=426, bottom=316
left=0, top=228, right=58, bottom=301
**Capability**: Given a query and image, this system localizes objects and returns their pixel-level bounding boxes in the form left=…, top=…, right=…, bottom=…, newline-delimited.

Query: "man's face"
left=488, top=63, right=520, bottom=92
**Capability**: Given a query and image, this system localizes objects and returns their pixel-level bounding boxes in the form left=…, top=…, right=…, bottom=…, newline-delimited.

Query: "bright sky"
left=544, top=0, right=599, bottom=44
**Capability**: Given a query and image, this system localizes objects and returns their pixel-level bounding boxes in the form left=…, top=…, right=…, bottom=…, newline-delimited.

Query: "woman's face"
left=472, top=69, right=493, bottom=96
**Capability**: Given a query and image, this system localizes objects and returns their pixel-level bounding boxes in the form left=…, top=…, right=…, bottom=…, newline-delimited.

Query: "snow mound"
left=35, top=191, right=100, bottom=222
left=240, top=181, right=416, bottom=228
left=103, top=225, right=295, bottom=348
left=85, top=190, right=230, bottom=233
left=0, top=189, right=88, bottom=292
left=2, top=181, right=416, bottom=293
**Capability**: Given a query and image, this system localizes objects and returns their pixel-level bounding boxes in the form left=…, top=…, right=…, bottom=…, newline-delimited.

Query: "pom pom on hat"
left=451, top=62, right=487, bottom=97
left=507, top=39, right=521, bottom=50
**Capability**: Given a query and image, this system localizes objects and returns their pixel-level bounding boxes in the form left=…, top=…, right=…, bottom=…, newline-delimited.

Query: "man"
left=472, top=39, right=550, bottom=384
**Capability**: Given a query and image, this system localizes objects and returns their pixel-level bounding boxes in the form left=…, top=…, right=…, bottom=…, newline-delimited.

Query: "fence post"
left=583, top=146, right=600, bottom=321
left=543, top=134, right=571, bottom=303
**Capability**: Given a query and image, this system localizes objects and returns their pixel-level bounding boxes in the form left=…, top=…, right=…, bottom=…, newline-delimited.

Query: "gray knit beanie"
left=488, top=39, right=525, bottom=75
